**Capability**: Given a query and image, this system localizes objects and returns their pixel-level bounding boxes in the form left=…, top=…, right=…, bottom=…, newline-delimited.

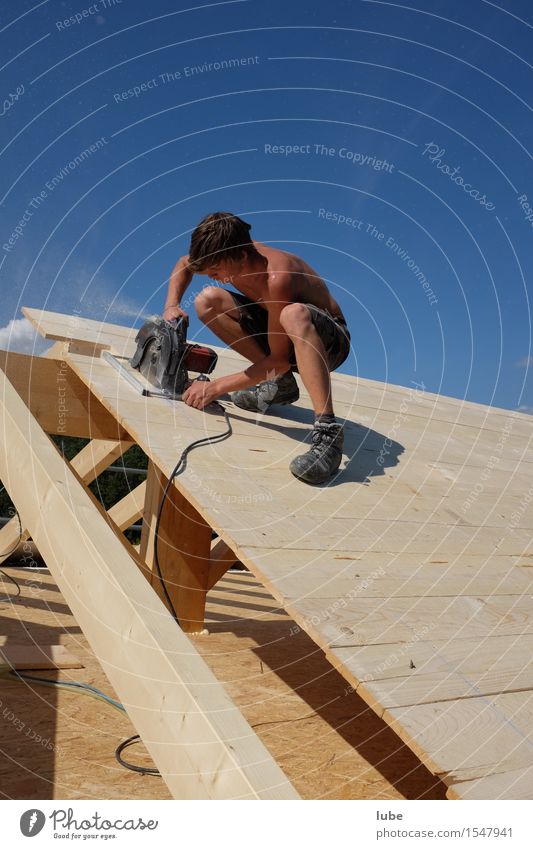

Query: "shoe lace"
left=258, top=379, right=278, bottom=401
left=309, top=425, right=335, bottom=454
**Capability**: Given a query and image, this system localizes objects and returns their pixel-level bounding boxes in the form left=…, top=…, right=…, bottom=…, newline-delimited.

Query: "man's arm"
left=163, top=255, right=193, bottom=321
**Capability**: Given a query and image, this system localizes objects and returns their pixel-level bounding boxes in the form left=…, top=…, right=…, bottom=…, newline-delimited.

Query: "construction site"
left=1, top=306, right=532, bottom=801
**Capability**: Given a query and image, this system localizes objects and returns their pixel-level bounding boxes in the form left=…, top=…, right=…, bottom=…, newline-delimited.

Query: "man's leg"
left=194, top=286, right=265, bottom=363
left=198, top=288, right=300, bottom=412
left=279, top=303, right=334, bottom=417
left=279, top=303, right=344, bottom=484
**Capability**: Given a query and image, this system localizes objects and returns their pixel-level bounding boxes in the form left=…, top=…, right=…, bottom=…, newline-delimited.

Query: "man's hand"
left=163, top=304, right=188, bottom=322
left=182, top=378, right=220, bottom=409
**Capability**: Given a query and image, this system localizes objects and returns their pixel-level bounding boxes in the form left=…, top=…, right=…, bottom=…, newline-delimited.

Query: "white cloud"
left=515, top=356, right=533, bottom=368
left=0, top=318, right=51, bottom=354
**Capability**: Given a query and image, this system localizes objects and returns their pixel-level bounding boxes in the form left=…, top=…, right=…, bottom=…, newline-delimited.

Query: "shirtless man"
left=163, top=211, right=350, bottom=484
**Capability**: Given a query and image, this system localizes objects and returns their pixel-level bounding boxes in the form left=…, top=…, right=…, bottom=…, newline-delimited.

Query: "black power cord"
left=115, top=734, right=161, bottom=776
left=0, top=568, right=21, bottom=601
left=7, top=671, right=161, bottom=777
left=152, top=399, right=232, bottom=625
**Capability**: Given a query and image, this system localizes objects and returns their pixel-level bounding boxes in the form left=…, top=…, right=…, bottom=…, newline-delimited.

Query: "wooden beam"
left=0, top=522, right=30, bottom=565
left=22, top=306, right=135, bottom=358
left=139, top=461, right=164, bottom=570
left=207, top=539, right=239, bottom=591
left=68, top=438, right=133, bottom=480
left=43, top=340, right=69, bottom=359
left=0, top=367, right=297, bottom=799
left=108, top=481, right=146, bottom=531
left=140, top=474, right=236, bottom=601
left=0, top=538, right=39, bottom=563
left=1, top=438, right=132, bottom=564
left=0, top=350, right=129, bottom=440
left=148, top=473, right=213, bottom=634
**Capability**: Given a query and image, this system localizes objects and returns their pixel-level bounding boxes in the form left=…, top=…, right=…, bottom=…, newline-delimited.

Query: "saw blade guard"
left=130, top=316, right=189, bottom=395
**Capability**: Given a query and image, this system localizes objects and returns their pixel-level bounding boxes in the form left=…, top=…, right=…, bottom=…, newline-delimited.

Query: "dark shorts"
left=228, top=291, right=351, bottom=373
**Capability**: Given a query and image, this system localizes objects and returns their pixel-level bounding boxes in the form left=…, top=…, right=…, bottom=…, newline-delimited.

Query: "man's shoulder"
left=255, top=241, right=302, bottom=263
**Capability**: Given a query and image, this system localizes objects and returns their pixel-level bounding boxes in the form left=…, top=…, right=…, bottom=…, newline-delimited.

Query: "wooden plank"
left=236, top=549, right=533, bottom=600
left=150, top=477, right=212, bottom=634
left=44, top=340, right=71, bottom=359
left=139, top=461, right=165, bottom=570
left=358, top=665, right=533, bottom=711
left=69, top=438, right=133, bottom=480
left=210, top=515, right=533, bottom=555
left=324, top=373, right=531, bottom=433
left=447, top=765, right=533, bottom=799
left=220, top=486, right=533, bottom=532
left=103, top=391, right=533, bottom=470
left=108, top=481, right=146, bottom=531
left=0, top=350, right=128, bottom=440
left=22, top=307, right=136, bottom=358
left=383, top=691, right=533, bottom=783
left=384, top=459, right=533, bottom=493
left=288, top=595, right=533, bottom=649
left=207, top=539, right=239, bottom=591
left=0, top=643, right=83, bottom=670
left=333, top=635, right=533, bottom=687
left=1, top=437, right=133, bottom=563
left=0, top=522, right=29, bottom=565
left=213, top=480, right=533, bottom=530
left=0, top=367, right=298, bottom=800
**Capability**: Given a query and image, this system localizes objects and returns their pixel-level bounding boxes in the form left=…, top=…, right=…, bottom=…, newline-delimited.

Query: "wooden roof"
left=19, top=306, right=533, bottom=799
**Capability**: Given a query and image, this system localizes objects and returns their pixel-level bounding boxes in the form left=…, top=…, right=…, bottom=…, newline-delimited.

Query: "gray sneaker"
left=230, top=370, right=299, bottom=413
left=289, top=421, right=344, bottom=484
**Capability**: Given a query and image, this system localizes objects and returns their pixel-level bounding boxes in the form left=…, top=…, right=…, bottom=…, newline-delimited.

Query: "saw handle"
left=166, top=315, right=189, bottom=330
left=162, top=302, right=189, bottom=322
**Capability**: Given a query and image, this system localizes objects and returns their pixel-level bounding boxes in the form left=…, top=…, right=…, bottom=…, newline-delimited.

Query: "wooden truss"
left=0, top=341, right=297, bottom=800
left=2, top=307, right=533, bottom=801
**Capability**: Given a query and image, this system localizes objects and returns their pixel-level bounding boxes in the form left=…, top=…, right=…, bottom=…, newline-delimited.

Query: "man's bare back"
left=225, top=241, right=345, bottom=323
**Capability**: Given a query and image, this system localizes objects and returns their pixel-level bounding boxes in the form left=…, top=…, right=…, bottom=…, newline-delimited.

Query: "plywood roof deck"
left=0, top=566, right=445, bottom=800
left=9, top=306, right=533, bottom=800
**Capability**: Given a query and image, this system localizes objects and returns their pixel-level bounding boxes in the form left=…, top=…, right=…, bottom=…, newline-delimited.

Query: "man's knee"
left=279, top=303, right=312, bottom=336
left=195, top=286, right=232, bottom=321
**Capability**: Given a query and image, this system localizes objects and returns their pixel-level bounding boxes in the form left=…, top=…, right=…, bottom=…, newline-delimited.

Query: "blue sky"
left=1, top=0, right=532, bottom=411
